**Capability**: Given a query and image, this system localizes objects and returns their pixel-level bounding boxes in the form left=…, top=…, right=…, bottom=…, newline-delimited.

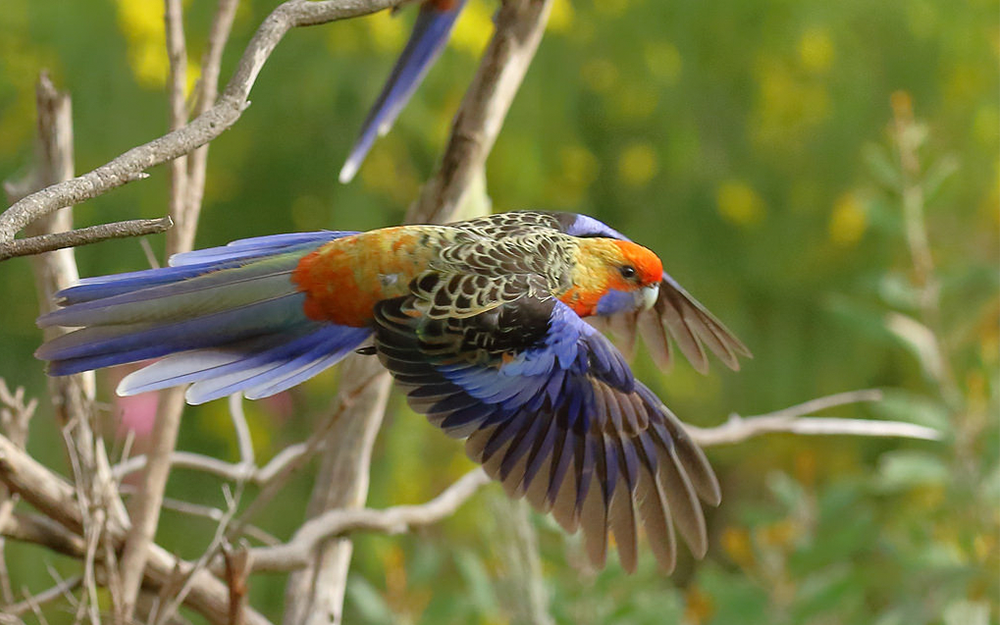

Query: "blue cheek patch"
left=595, top=289, right=636, bottom=316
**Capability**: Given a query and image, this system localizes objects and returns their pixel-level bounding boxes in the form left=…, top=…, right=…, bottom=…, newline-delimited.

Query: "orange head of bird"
left=561, top=238, right=663, bottom=317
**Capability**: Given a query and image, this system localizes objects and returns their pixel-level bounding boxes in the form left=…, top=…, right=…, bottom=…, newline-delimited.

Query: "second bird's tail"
left=36, top=231, right=371, bottom=404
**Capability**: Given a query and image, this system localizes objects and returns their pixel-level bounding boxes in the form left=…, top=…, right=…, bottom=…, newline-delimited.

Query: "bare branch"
left=0, top=217, right=173, bottom=261
left=183, top=0, right=241, bottom=249
left=410, top=0, right=556, bottom=222
left=151, top=396, right=257, bottom=624
left=112, top=439, right=326, bottom=488
left=222, top=543, right=253, bottom=625
left=0, top=380, right=36, bottom=448
left=2, top=512, right=87, bottom=561
left=164, top=0, right=191, bottom=257
left=233, top=375, right=379, bottom=536
left=0, top=575, right=82, bottom=620
left=0, top=0, right=416, bottom=248
left=225, top=469, right=490, bottom=574
left=0, top=432, right=274, bottom=625
left=149, top=493, right=281, bottom=547
left=119, top=386, right=187, bottom=618
left=686, top=389, right=942, bottom=447
left=229, top=395, right=256, bottom=468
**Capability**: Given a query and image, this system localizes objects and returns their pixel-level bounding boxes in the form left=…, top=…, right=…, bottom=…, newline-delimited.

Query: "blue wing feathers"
left=371, top=288, right=718, bottom=571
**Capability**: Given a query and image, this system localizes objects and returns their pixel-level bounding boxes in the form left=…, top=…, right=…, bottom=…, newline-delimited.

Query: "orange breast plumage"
left=292, top=227, right=436, bottom=327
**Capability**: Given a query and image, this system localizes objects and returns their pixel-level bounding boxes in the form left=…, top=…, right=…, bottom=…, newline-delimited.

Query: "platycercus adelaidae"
left=36, top=211, right=750, bottom=572
left=340, top=0, right=467, bottom=183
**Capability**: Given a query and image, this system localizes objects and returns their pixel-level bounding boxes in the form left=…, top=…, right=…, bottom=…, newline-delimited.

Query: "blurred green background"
left=1, top=0, right=997, bottom=623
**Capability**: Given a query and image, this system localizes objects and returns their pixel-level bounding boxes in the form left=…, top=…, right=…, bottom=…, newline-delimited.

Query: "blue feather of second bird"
left=339, top=0, right=468, bottom=183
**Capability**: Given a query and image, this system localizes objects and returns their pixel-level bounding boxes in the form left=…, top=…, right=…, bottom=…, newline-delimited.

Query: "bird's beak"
left=639, top=283, right=659, bottom=311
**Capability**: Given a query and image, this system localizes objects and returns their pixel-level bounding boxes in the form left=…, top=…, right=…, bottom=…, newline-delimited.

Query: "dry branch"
left=0, top=217, right=173, bottom=261
left=220, top=469, right=490, bottom=575
left=183, top=0, right=241, bottom=250
left=686, top=389, right=941, bottom=447
left=164, top=0, right=191, bottom=256
left=0, top=433, right=273, bottom=625
left=0, top=571, right=82, bottom=620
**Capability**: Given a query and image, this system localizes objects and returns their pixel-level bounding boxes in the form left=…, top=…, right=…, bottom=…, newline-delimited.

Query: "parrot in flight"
left=36, top=211, right=750, bottom=572
left=339, top=0, right=468, bottom=183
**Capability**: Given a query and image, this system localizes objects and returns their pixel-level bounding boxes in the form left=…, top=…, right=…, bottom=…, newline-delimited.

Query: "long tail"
left=36, top=231, right=371, bottom=405
left=339, top=0, right=467, bottom=183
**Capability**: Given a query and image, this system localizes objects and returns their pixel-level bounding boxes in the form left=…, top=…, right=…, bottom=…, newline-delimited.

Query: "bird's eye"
left=619, top=265, right=637, bottom=279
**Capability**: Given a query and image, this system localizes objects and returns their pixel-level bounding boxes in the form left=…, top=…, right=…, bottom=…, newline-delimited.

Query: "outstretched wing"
left=460, top=210, right=752, bottom=373
left=372, top=273, right=720, bottom=572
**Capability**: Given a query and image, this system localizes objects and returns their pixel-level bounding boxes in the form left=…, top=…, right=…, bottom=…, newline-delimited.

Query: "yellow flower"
left=721, top=526, right=755, bottom=568
left=116, top=0, right=168, bottom=88
left=798, top=27, right=835, bottom=74
left=594, top=0, right=629, bottom=18
left=547, top=0, right=574, bottom=34
left=829, top=192, right=868, bottom=246
left=644, top=41, right=683, bottom=85
left=618, top=143, right=659, bottom=187
left=560, top=145, right=600, bottom=188
left=364, top=9, right=407, bottom=54
left=581, top=58, right=618, bottom=93
left=451, top=0, right=494, bottom=57
left=716, top=180, right=766, bottom=227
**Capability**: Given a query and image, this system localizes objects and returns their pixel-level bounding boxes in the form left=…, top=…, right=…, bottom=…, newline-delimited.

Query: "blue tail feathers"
left=37, top=231, right=372, bottom=405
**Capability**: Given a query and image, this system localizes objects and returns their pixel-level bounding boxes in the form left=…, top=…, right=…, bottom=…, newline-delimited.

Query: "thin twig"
left=0, top=576, right=83, bottom=620
left=229, top=395, right=255, bottom=468
left=153, top=396, right=257, bottom=625
left=0, top=217, right=173, bottom=261
left=216, top=469, right=490, bottom=574
left=685, top=389, right=942, bottom=447
left=222, top=543, right=253, bottom=625
left=113, top=426, right=340, bottom=485
left=116, top=485, right=280, bottom=546
left=118, top=1, right=194, bottom=615
left=0, top=434, right=273, bottom=625
left=183, top=0, right=240, bottom=250
left=230, top=375, right=377, bottom=538
left=164, top=0, right=190, bottom=257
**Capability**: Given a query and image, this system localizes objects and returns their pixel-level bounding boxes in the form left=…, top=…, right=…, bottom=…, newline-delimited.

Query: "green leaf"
left=878, top=271, right=922, bottom=311
left=453, top=549, right=498, bottom=617
left=863, top=143, right=902, bottom=190
left=922, top=154, right=959, bottom=202
left=870, top=390, right=952, bottom=432
left=875, top=450, right=950, bottom=491
left=943, top=600, right=990, bottom=625
left=767, top=471, right=807, bottom=511
left=346, top=577, right=395, bottom=624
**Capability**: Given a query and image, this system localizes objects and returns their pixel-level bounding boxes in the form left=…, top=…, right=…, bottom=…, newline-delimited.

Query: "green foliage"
left=0, top=0, right=996, bottom=623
